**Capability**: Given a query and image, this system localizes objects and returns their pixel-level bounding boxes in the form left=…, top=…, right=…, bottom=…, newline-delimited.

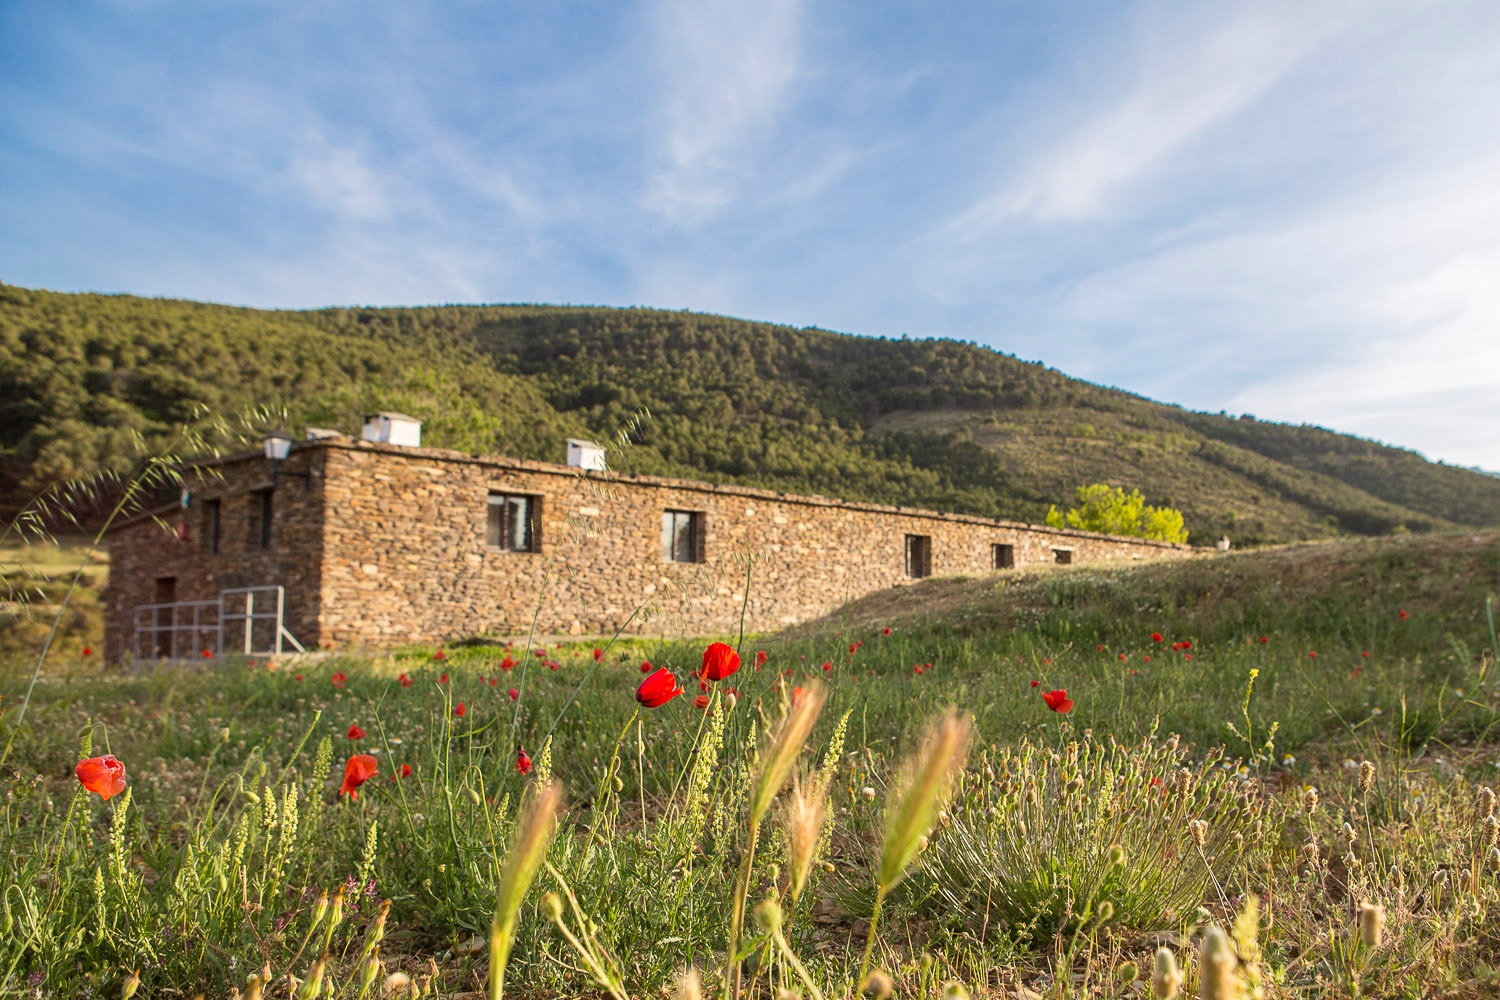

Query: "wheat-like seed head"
left=750, top=685, right=826, bottom=826
left=878, top=710, right=971, bottom=895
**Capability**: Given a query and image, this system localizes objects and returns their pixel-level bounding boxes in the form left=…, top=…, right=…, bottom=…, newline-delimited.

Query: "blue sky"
left=4, top=1, right=1500, bottom=472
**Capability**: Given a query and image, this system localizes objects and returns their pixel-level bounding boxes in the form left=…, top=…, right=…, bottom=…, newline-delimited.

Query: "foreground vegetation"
left=7, top=284, right=1500, bottom=543
left=1, top=531, right=1498, bottom=998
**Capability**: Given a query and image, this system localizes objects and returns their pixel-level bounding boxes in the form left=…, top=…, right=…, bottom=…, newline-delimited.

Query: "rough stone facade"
left=106, top=439, right=1190, bottom=660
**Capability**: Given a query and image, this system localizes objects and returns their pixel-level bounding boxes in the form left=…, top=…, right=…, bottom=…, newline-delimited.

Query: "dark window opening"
left=487, top=493, right=539, bottom=552
left=251, top=490, right=273, bottom=551
left=1053, top=548, right=1073, bottom=565
left=905, top=535, right=932, bottom=578
left=662, top=510, right=703, bottom=563
left=153, top=577, right=176, bottom=658
left=992, top=543, right=1015, bottom=569
left=204, top=499, right=222, bottom=554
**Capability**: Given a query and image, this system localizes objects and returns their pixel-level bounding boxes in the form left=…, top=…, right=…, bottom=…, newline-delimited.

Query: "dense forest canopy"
left=4, top=284, right=1499, bottom=544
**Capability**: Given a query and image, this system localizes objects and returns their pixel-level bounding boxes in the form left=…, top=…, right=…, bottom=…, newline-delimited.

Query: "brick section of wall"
left=106, top=439, right=1189, bottom=658
left=104, top=450, right=326, bottom=662
left=314, top=441, right=1186, bottom=645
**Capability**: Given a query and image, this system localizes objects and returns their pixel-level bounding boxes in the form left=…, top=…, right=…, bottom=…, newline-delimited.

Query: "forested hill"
left=4, top=284, right=1499, bottom=545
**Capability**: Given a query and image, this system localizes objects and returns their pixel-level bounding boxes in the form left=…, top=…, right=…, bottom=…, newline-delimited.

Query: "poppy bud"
left=122, top=969, right=140, bottom=1000
left=541, top=892, right=565, bottom=922
left=753, top=897, right=783, bottom=933
left=1118, top=961, right=1139, bottom=983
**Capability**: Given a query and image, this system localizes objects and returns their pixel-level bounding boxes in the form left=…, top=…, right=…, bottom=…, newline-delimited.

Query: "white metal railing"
left=131, top=585, right=304, bottom=662
left=218, top=586, right=305, bottom=656
left=132, top=599, right=220, bottom=662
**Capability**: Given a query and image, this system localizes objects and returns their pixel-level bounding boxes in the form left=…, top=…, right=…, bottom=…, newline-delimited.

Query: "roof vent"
left=566, top=439, right=606, bottom=471
left=362, top=412, right=422, bottom=447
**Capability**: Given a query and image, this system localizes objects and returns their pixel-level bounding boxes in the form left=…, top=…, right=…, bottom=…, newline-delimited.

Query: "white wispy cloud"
left=638, top=0, right=804, bottom=224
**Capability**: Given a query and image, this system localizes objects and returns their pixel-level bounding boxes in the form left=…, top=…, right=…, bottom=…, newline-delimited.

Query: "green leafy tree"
left=1046, top=484, right=1190, bottom=543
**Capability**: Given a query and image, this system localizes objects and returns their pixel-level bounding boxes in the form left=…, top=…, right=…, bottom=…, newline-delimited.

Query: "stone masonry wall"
left=104, top=450, right=326, bottom=662
left=314, top=441, right=1187, bottom=646
left=106, top=438, right=1189, bottom=659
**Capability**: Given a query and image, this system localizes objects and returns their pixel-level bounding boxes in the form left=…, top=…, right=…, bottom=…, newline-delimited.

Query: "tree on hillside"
left=1045, top=484, right=1190, bottom=544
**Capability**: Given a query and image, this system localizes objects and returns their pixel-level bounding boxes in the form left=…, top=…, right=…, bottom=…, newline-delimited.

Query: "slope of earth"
left=5, top=285, right=1500, bottom=544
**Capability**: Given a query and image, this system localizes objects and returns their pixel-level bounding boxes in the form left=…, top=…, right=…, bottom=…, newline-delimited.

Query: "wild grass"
left=0, top=532, right=1497, bottom=997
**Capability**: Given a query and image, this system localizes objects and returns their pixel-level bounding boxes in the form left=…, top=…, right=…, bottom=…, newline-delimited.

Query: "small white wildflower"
left=1370, top=707, right=1383, bottom=716
left=1343, top=759, right=1359, bottom=769
left=1282, top=754, right=1296, bottom=766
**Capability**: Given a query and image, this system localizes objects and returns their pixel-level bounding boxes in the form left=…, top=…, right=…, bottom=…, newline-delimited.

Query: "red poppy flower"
left=332, top=672, right=348, bottom=688
left=533, top=649, right=546, bottom=658
left=882, top=627, right=892, bottom=636
left=1143, top=655, right=1151, bottom=662
left=822, top=661, right=833, bottom=672
left=82, top=646, right=92, bottom=656
left=755, top=650, right=767, bottom=666
left=791, top=686, right=806, bottom=706
left=508, top=687, right=519, bottom=701
left=500, top=656, right=516, bottom=671
left=636, top=667, right=684, bottom=708
left=698, top=679, right=709, bottom=692
left=516, top=748, right=532, bottom=775
left=849, top=643, right=859, bottom=654
left=693, top=694, right=710, bottom=710
left=400, top=764, right=413, bottom=778
left=700, top=642, right=741, bottom=682
left=1361, top=651, right=1370, bottom=658
left=1151, top=633, right=1163, bottom=643
left=433, top=649, right=447, bottom=661
left=925, top=662, right=932, bottom=671
left=1118, top=653, right=1128, bottom=662
left=548, top=661, right=559, bottom=671
left=439, top=673, right=449, bottom=684
left=340, top=754, right=378, bottom=799
left=201, top=648, right=213, bottom=659
left=1351, top=666, right=1363, bottom=677
left=1097, top=644, right=1107, bottom=652
left=1180, top=641, right=1192, bottom=651
left=913, top=665, right=923, bottom=675
left=1308, top=651, right=1317, bottom=658
left=640, top=660, right=653, bottom=673
left=1030, top=679, right=1040, bottom=687
left=593, top=647, right=604, bottom=662
left=1183, top=654, right=1191, bottom=661
left=1041, top=689, right=1074, bottom=713
left=454, top=702, right=466, bottom=717
left=347, top=724, right=366, bottom=739
left=489, top=677, right=499, bottom=687
left=75, top=755, right=127, bottom=801
left=1398, top=609, right=1409, bottom=620
left=295, top=673, right=304, bottom=681
left=1149, top=776, right=1163, bottom=789
left=1041, top=658, right=1051, bottom=665
left=399, top=673, right=413, bottom=688
left=1259, top=636, right=1269, bottom=644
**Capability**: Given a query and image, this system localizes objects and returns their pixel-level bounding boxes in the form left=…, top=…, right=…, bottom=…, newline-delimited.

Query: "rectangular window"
left=251, top=490, right=273, bottom=551
left=992, top=543, right=1015, bottom=569
left=487, top=493, right=539, bottom=552
left=662, top=510, right=703, bottom=563
left=1053, top=548, right=1073, bottom=565
left=204, top=499, right=222, bottom=555
left=905, top=535, right=932, bottom=578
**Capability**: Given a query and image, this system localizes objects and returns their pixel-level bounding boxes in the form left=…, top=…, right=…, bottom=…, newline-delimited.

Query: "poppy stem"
left=724, top=821, right=760, bottom=1000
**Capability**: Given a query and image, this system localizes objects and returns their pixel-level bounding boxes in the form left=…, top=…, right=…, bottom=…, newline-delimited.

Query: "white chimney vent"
left=362, top=412, right=422, bottom=447
left=566, top=439, right=606, bottom=471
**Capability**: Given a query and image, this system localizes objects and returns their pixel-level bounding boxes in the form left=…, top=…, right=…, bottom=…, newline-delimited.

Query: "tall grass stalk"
left=489, top=781, right=562, bottom=1000
left=725, top=683, right=825, bottom=1000
left=860, top=709, right=971, bottom=984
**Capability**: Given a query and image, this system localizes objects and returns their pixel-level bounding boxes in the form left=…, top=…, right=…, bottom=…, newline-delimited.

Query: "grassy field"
left=0, top=531, right=1497, bottom=998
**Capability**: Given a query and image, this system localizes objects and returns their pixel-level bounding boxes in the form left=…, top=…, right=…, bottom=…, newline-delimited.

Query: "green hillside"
left=4, top=283, right=1499, bottom=544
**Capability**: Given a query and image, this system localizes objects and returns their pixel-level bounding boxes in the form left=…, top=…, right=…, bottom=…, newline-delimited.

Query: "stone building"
left=104, top=415, right=1190, bottom=661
